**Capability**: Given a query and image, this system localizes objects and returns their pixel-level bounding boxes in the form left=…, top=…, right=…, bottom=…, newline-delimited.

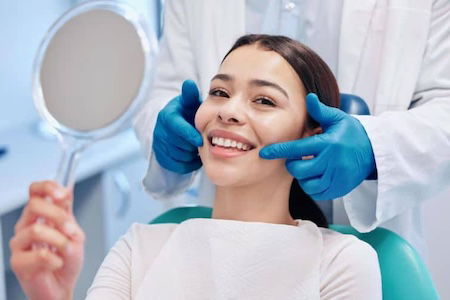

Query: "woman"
left=10, top=35, right=381, bottom=299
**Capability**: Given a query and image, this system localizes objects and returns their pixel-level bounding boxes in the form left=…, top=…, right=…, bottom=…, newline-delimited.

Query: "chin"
left=202, top=162, right=249, bottom=187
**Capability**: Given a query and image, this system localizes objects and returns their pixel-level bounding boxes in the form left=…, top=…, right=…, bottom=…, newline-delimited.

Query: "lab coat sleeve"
left=320, top=238, right=382, bottom=300
left=133, top=0, right=198, bottom=198
left=345, top=1, right=450, bottom=231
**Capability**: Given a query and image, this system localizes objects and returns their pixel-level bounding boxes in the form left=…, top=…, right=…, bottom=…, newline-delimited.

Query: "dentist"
left=134, top=0, right=450, bottom=254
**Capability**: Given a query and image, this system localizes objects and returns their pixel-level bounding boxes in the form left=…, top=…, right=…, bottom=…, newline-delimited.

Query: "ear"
left=302, top=126, right=322, bottom=138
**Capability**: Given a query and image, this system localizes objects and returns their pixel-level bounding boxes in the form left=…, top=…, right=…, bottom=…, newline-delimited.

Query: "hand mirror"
left=32, top=0, right=157, bottom=187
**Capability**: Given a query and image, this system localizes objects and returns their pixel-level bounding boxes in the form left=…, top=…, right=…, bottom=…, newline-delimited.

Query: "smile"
left=211, top=137, right=251, bottom=151
left=207, top=129, right=256, bottom=158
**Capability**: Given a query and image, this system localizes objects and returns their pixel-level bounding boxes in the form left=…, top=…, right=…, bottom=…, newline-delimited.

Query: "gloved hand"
left=260, top=93, right=376, bottom=200
left=153, top=80, right=203, bottom=174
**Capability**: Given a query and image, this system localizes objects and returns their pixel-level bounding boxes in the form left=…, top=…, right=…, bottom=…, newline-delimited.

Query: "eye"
left=209, top=88, right=229, bottom=98
left=254, top=97, right=276, bottom=107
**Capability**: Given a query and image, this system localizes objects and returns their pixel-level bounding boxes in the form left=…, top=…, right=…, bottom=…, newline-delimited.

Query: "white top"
left=86, top=219, right=381, bottom=299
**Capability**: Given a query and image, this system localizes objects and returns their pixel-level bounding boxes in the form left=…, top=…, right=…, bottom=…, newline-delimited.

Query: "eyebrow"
left=211, top=73, right=289, bottom=99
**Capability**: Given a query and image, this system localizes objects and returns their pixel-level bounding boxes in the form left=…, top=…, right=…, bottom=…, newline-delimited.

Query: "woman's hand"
left=10, top=181, right=85, bottom=300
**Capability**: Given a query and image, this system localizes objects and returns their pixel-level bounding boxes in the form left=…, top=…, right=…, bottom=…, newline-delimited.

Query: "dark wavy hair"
left=223, top=34, right=340, bottom=228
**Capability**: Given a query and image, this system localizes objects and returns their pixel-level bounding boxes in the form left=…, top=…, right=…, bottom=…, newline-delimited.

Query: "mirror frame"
left=32, top=0, right=157, bottom=141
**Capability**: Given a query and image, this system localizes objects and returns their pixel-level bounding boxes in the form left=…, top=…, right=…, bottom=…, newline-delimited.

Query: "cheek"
left=255, top=113, right=305, bottom=145
left=194, top=102, right=212, bottom=132
left=195, top=102, right=215, bottom=164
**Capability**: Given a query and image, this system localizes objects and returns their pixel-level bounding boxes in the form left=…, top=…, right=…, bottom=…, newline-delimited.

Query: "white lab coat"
left=134, top=0, right=450, bottom=254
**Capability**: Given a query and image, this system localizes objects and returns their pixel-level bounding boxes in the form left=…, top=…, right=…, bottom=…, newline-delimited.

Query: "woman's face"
left=195, top=45, right=312, bottom=187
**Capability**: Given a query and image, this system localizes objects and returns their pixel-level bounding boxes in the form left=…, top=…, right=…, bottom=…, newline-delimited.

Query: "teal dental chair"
left=149, top=94, right=439, bottom=299
left=150, top=206, right=439, bottom=300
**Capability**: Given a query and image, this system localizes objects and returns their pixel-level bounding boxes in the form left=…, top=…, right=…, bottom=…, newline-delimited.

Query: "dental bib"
left=135, top=218, right=322, bottom=300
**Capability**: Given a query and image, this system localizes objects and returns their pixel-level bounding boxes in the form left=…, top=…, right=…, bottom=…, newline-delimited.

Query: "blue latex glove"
left=153, top=80, right=203, bottom=174
left=260, top=93, right=376, bottom=200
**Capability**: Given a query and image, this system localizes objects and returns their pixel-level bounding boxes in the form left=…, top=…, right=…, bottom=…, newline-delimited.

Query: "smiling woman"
left=196, top=35, right=340, bottom=227
left=11, top=35, right=382, bottom=300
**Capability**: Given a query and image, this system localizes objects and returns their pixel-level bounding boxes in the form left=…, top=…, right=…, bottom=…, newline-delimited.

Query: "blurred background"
left=0, top=1, right=448, bottom=299
left=0, top=1, right=196, bottom=299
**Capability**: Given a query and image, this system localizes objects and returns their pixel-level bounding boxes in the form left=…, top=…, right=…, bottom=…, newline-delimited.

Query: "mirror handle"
left=55, top=137, right=85, bottom=188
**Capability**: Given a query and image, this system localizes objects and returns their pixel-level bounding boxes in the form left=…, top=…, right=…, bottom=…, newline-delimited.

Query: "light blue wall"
left=0, top=0, right=160, bottom=134
left=0, top=1, right=71, bottom=132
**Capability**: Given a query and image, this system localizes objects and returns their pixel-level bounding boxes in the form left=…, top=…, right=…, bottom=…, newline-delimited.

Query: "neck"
left=212, top=175, right=297, bottom=226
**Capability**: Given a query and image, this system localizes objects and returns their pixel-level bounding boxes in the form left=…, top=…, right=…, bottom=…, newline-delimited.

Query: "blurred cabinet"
left=100, top=155, right=169, bottom=251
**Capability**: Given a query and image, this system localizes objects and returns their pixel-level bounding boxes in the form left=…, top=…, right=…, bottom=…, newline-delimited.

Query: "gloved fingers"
left=298, top=166, right=334, bottom=197
left=309, top=190, right=332, bottom=201
left=180, top=80, right=201, bottom=110
left=155, top=150, right=202, bottom=174
left=154, top=139, right=196, bottom=164
left=309, top=185, right=335, bottom=201
left=164, top=143, right=200, bottom=163
left=285, top=155, right=328, bottom=181
left=259, top=135, right=327, bottom=160
left=163, top=111, right=203, bottom=147
left=183, top=157, right=202, bottom=174
left=306, top=93, right=344, bottom=127
left=159, top=128, right=200, bottom=152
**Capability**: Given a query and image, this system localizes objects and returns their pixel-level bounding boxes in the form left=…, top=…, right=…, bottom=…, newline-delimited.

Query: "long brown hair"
left=223, top=34, right=340, bottom=227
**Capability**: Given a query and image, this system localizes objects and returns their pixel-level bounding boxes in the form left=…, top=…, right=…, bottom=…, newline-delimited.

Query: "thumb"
left=306, top=93, right=343, bottom=127
left=180, top=79, right=201, bottom=111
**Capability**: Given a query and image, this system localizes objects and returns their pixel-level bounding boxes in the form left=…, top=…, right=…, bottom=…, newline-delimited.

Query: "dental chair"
left=148, top=94, right=439, bottom=299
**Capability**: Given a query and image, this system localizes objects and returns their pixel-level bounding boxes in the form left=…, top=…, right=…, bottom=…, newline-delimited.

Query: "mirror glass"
left=40, top=9, right=145, bottom=131
left=33, top=1, right=156, bottom=185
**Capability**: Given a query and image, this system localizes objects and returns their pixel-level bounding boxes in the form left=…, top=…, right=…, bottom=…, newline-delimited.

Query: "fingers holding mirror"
left=10, top=181, right=85, bottom=299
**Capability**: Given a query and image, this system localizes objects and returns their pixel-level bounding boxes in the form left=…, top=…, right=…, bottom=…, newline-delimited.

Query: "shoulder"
left=320, top=227, right=376, bottom=256
left=114, top=222, right=179, bottom=268
left=124, top=223, right=179, bottom=291
left=318, top=227, right=382, bottom=299
left=319, top=227, right=379, bottom=274
left=86, top=223, right=178, bottom=298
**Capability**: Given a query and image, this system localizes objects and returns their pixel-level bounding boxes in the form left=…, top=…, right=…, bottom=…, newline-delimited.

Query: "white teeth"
left=211, top=136, right=252, bottom=151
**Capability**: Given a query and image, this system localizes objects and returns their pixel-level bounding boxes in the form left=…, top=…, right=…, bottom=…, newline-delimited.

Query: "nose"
left=217, top=98, right=245, bottom=125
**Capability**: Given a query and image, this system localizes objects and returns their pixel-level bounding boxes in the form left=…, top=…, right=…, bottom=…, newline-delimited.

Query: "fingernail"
left=54, top=189, right=66, bottom=199
left=63, top=222, right=77, bottom=236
